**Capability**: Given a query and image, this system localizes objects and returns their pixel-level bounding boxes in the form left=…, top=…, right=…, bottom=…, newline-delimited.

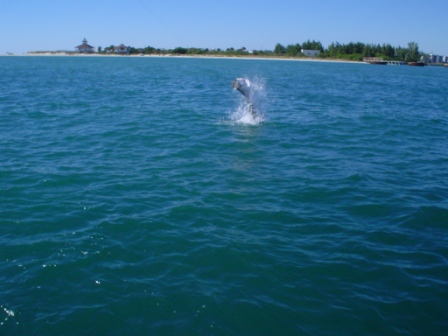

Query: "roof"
left=114, top=44, right=128, bottom=53
left=76, top=43, right=94, bottom=49
left=76, top=38, right=94, bottom=49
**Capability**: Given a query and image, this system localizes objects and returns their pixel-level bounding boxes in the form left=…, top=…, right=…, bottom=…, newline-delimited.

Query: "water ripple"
left=1, top=57, right=447, bottom=335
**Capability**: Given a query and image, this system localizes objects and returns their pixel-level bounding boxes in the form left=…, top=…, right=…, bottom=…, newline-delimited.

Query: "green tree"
left=143, top=46, right=155, bottom=54
left=407, top=42, right=419, bottom=62
left=302, top=40, right=324, bottom=52
left=363, top=44, right=373, bottom=57
left=274, top=43, right=286, bottom=55
left=172, top=47, right=187, bottom=54
left=187, top=48, right=207, bottom=55
left=104, top=45, right=114, bottom=54
left=286, top=43, right=301, bottom=56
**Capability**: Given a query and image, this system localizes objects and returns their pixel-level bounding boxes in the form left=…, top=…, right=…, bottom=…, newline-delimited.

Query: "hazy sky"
left=1, top=0, right=447, bottom=55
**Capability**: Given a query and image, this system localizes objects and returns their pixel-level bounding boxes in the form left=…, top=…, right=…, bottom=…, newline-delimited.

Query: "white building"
left=114, top=44, right=129, bottom=54
left=75, top=38, right=95, bottom=53
left=429, top=54, right=447, bottom=63
left=301, top=49, right=320, bottom=57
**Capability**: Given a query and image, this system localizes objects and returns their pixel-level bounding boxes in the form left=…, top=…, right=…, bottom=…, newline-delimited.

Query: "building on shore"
left=427, top=54, right=448, bottom=63
left=114, top=44, right=129, bottom=55
left=75, top=38, right=95, bottom=53
left=301, top=49, right=320, bottom=57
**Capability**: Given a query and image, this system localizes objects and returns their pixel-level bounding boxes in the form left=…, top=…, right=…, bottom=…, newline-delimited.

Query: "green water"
left=1, top=56, right=447, bottom=335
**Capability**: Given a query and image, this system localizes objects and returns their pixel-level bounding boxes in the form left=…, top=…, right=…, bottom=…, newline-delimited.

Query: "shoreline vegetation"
left=4, top=40, right=445, bottom=65
left=3, top=52, right=364, bottom=64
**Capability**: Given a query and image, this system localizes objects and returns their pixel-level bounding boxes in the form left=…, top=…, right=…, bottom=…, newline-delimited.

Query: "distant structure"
left=301, top=49, right=320, bottom=57
left=363, top=57, right=388, bottom=65
left=114, top=44, right=129, bottom=55
left=428, top=54, right=447, bottom=64
left=75, top=38, right=95, bottom=53
left=363, top=57, right=407, bottom=65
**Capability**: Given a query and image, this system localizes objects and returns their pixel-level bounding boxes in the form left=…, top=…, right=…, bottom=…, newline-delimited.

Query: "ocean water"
left=1, top=56, right=447, bottom=335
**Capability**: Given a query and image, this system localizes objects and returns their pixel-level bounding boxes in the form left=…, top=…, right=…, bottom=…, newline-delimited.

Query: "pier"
left=363, top=57, right=409, bottom=65
left=387, top=61, right=407, bottom=65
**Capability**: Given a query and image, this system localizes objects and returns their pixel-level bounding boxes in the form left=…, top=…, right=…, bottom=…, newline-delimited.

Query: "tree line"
left=96, top=40, right=422, bottom=62
left=97, top=45, right=273, bottom=57
left=274, top=40, right=421, bottom=62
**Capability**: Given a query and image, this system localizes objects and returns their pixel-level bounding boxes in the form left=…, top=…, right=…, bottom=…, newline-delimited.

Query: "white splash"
left=3, top=308, right=14, bottom=317
left=230, top=77, right=266, bottom=125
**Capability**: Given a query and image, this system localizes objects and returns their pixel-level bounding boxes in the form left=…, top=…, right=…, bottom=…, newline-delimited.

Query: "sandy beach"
left=1, top=52, right=364, bottom=64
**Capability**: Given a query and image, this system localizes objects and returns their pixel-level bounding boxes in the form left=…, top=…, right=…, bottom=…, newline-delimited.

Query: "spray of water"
left=230, top=77, right=266, bottom=125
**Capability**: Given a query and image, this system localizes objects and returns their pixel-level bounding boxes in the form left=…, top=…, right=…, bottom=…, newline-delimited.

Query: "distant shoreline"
left=1, top=52, right=364, bottom=64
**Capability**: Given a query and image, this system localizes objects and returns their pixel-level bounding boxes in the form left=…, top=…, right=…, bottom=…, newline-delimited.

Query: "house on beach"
left=301, top=49, right=320, bottom=57
left=75, top=38, right=95, bottom=53
left=114, top=44, right=129, bottom=55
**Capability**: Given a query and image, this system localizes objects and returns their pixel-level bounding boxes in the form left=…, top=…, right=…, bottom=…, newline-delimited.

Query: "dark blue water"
left=1, top=56, right=447, bottom=335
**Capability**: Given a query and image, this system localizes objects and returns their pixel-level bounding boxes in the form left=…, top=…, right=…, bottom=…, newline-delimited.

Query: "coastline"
left=0, top=52, right=364, bottom=64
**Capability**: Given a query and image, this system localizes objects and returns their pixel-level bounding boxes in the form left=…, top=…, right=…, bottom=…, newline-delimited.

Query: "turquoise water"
left=1, top=56, right=447, bottom=335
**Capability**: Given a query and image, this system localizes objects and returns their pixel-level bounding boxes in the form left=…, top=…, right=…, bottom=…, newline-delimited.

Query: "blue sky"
left=1, top=0, right=447, bottom=55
